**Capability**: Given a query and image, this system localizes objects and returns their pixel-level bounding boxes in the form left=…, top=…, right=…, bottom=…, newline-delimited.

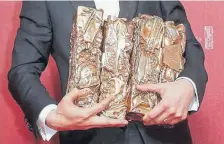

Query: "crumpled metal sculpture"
left=66, top=6, right=186, bottom=121
left=126, top=14, right=186, bottom=121
left=160, top=22, right=186, bottom=83
left=99, top=16, right=134, bottom=119
left=66, top=6, right=104, bottom=107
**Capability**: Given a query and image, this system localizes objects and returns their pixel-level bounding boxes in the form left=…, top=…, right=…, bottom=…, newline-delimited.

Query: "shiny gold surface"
left=126, top=15, right=186, bottom=121
left=66, top=6, right=104, bottom=107
left=160, top=22, right=186, bottom=83
left=66, top=7, right=186, bottom=120
left=126, top=15, right=163, bottom=121
left=99, top=16, right=134, bottom=119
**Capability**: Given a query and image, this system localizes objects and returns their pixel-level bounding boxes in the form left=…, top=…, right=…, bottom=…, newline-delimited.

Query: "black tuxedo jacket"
left=8, top=1, right=208, bottom=144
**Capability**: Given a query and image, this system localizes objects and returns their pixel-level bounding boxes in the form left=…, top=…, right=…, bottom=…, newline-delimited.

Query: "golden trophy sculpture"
left=99, top=16, right=134, bottom=119
left=126, top=15, right=186, bottom=121
left=66, top=7, right=186, bottom=121
left=66, top=6, right=104, bottom=107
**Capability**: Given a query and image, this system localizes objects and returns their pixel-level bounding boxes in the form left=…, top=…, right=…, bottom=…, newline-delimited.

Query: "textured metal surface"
left=66, top=7, right=186, bottom=120
left=66, top=6, right=104, bottom=107
left=99, top=16, right=134, bottom=119
left=160, top=22, right=186, bottom=83
left=126, top=15, right=186, bottom=121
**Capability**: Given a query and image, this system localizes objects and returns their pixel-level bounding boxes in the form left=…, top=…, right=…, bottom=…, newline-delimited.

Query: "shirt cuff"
left=36, top=104, right=58, bottom=141
left=176, top=77, right=199, bottom=111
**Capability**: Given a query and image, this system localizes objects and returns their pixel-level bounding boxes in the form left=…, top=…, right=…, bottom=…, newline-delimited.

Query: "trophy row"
left=66, top=6, right=186, bottom=121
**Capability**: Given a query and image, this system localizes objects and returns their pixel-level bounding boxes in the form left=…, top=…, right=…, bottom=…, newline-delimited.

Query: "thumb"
left=136, top=83, right=163, bottom=94
left=66, top=88, right=91, bottom=101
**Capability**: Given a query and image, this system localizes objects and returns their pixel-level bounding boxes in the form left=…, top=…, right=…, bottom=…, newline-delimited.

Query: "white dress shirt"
left=36, top=0, right=199, bottom=141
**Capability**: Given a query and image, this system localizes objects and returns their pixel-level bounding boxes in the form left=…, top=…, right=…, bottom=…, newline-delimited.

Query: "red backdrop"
left=0, top=1, right=223, bottom=144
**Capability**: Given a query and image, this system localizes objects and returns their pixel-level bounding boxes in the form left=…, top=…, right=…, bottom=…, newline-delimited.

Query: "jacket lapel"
left=119, top=1, right=139, bottom=20
left=69, top=0, right=95, bottom=10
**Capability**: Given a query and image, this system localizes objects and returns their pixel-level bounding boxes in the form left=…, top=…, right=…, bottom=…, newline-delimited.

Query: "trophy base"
left=125, top=112, right=145, bottom=122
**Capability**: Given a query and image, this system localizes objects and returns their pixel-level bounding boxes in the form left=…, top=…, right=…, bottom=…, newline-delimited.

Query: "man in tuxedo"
left=8, top=1, right=208, bottom=144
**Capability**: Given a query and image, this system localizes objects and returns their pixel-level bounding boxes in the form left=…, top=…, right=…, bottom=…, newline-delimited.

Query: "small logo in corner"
left=204, top=26, right=214, bottom=50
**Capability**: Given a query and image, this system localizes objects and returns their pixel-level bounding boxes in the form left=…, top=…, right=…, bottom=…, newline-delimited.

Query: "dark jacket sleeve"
left=160, top=1, right=208, bottom=107
left=8, top=1, right=57, bottom=135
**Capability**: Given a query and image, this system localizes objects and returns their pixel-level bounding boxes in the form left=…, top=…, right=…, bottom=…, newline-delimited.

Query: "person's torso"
left=46, top=1, right=162, bottom=95
left=46, top=2, right=191, bottom=144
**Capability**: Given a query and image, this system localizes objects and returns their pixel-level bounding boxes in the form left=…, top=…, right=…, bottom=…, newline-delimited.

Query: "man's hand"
left=136, top=79, right=194, bottom=126
left=46, top=88, right=128, bottom=131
